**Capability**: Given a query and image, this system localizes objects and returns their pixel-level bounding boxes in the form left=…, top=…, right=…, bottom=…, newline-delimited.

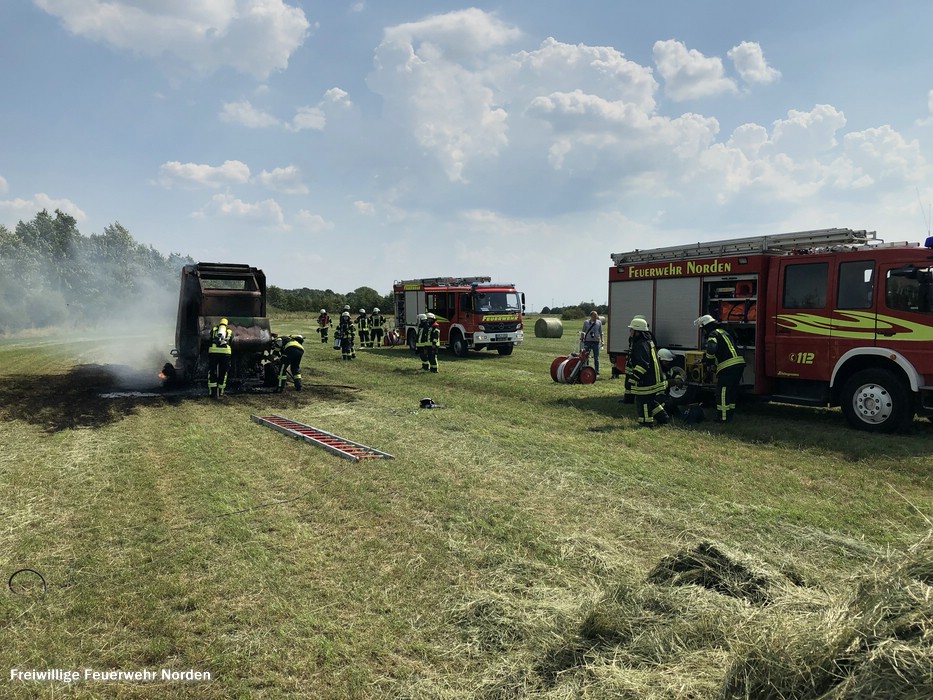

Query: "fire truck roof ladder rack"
left=611, top=228, right=878, bottom=265
left=399, top=276, right=492, bottom=286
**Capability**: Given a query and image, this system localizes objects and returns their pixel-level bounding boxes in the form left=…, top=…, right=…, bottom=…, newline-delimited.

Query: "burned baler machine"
left=168, top=262, right=274, bottom=388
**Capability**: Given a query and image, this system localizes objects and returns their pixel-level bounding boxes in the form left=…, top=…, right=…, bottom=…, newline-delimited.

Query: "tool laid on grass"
left=250, top=414, right=394, bottom=462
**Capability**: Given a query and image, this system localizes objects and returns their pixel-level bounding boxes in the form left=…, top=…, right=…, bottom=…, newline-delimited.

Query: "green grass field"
left=1, top=319, right=931, bottom=699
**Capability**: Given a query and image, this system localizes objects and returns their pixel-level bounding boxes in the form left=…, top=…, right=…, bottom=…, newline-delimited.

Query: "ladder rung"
left=251, top=415, right=394, bottom=462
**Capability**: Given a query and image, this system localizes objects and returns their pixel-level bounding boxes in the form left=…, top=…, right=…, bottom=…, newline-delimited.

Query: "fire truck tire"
left=496, top=345, right=513, bottom=356
left=407, top=329, right=418, bottom=352
left=840, top=368, right=913, bottom=433
left=451, top=331, right=469, bottom=358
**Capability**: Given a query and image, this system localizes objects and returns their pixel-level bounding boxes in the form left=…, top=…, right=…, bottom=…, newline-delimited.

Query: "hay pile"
left=720, top=533, right=933, bottom=699
left=472, top=533, right=932, bottom=699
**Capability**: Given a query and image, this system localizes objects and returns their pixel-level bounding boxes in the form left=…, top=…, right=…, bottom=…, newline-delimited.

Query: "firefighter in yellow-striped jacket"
left=207, top=318, right=234, bottom=399
left=368, top=307, right=385, bottom=347
left=276, top=335, right=305, bottom=392
left=695, top=314, right=746, bottom=422
left=356, top=309, right=370, bottom=349
left=626, top=317, right=669, bottom=427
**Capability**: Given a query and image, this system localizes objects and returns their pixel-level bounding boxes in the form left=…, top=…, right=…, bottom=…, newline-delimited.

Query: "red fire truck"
left=393, top=276, right=525, bottom=356
left=607, top=228, right=933, bottom=432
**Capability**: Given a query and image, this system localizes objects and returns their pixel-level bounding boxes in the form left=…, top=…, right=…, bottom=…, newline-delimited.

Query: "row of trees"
left=540, top=303, right=609, bottom=320
left=267, top=286, right=393, bottom=316
left=0, top=209, right=398, bottom=335
left=0, top=210, right=194, bottom=334
left=1, top=209, right=607, bottom=334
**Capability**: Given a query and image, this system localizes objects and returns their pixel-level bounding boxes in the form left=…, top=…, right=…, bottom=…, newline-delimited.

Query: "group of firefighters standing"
left=315, top=306, right=388, bottom=361
left=209, top=308, right=744, bottom=424
left=622, top=313, right=746, bottom=427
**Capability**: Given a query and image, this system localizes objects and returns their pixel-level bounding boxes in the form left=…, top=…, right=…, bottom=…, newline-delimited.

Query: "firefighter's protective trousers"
left=317, top=314, right=331, bottom=343
left=704, top=327, right=746, bottom=421
left=628, top=334, right=668, bottom=426
left=339, top=322, right=356, bottom=360
left=356, top=316, right=369, bottom=349
left=278, top=339, right=304, bottom=391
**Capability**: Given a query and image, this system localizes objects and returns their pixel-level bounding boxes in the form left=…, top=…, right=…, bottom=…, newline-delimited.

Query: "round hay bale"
left=535, top=317, right=563, bottom=338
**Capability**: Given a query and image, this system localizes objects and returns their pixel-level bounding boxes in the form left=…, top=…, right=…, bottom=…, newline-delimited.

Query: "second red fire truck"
left=607, top=228, right=933, bottom=432
left=394, top=277, right=525, bottom=357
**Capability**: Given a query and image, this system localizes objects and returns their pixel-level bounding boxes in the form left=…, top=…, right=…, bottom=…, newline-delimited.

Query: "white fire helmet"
left=628, top=317, right=649, bottom=331
left=373, top=307, right=380, bottom=314
left=320, top=308, right=326, bottom=314
left=342, top=311, right=350, bottom=318
left=417, top=313, right=427, bottom=322
left=694, top=314, right=716, bottom=328
left=426, top=313, right=436, bottom=320
left=657, top=348, right=674, bottom=362
left=359, top=308, right=366, bottom=314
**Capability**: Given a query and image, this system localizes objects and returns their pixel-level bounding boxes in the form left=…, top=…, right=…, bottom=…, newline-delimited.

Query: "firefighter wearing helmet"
left=415, top=313, right=430, bottom=370
left=207, top=317, right=233, bottom=398
left=277, top=334, right=305, bottom=392
left=694, top=314, right=745, bottom=422
left=356, top=308, right=370, bottom=349
left=627, top=316, right=669, bottom=427
left=316, top=308, right=332, bottom=345
left=420, top=312, right=441, bottom=373
left=622, top=314, right=653, bottom=399
left=368, top=307, right=385, bottom=348
left=338, top=311, right=356, bottom=360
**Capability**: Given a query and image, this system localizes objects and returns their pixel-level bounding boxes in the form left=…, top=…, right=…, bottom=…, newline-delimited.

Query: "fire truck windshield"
left=475, top=291, right=521, bottom=313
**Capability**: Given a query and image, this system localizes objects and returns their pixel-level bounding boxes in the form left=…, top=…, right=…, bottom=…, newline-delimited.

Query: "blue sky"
left=2, top=1, right=933, bottom=310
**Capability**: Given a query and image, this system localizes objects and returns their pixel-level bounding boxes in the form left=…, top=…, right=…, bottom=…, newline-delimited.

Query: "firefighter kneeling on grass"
left=694, top=314, right=746, bottom=422
left=277, top=335, right=304, bottom=392
left=627, top=317, right=669, bottom=427
left=208, top=318, right=233, bottom=399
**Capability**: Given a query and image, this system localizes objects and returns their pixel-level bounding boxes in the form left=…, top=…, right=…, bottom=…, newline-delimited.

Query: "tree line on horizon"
left=0, top=209, right=397, bottom=335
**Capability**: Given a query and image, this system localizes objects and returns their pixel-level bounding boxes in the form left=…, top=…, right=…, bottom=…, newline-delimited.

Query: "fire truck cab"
left=393, top=276, right=525, bottom=357
left=608, top=228, right=933, bottom=432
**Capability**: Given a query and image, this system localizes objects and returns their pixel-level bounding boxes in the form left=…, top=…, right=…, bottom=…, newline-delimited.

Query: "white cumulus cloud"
left=294, top=210, right=333, bottom=232
left=220, top=101, right=282, bottom=128
left=257, top=166, right=309, bottom=194
left=34, top=0, right=310, bottom=79
left=194, top=193, right=286, bottom=228
left=728, top=41, right=781, bottom=85
left=368, top=9, right=520, bottom=181
left=157, top=160, right=251, bottom=189
left=653, top=39, right=737, bottom=101
left=0, top=193, right=87, bottom=222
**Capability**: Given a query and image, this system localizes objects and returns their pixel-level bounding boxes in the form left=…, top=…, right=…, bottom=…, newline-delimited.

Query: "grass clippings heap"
left=720, top=531, right=933, bottom=700
left=646, top=541, right=781, bottom=604
left=477, top=534, right=932, bottom=699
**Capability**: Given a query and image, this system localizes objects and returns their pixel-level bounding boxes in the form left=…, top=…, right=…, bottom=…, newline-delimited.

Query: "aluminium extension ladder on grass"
left=250, top=414, right=394, bottom=463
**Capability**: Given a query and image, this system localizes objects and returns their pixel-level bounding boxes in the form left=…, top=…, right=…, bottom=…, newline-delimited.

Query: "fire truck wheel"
left=496, top=345, right=513, bottom=356
left=451, top=331, right=469, bottom=358
left=840, top=368, right=913, bottom=433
